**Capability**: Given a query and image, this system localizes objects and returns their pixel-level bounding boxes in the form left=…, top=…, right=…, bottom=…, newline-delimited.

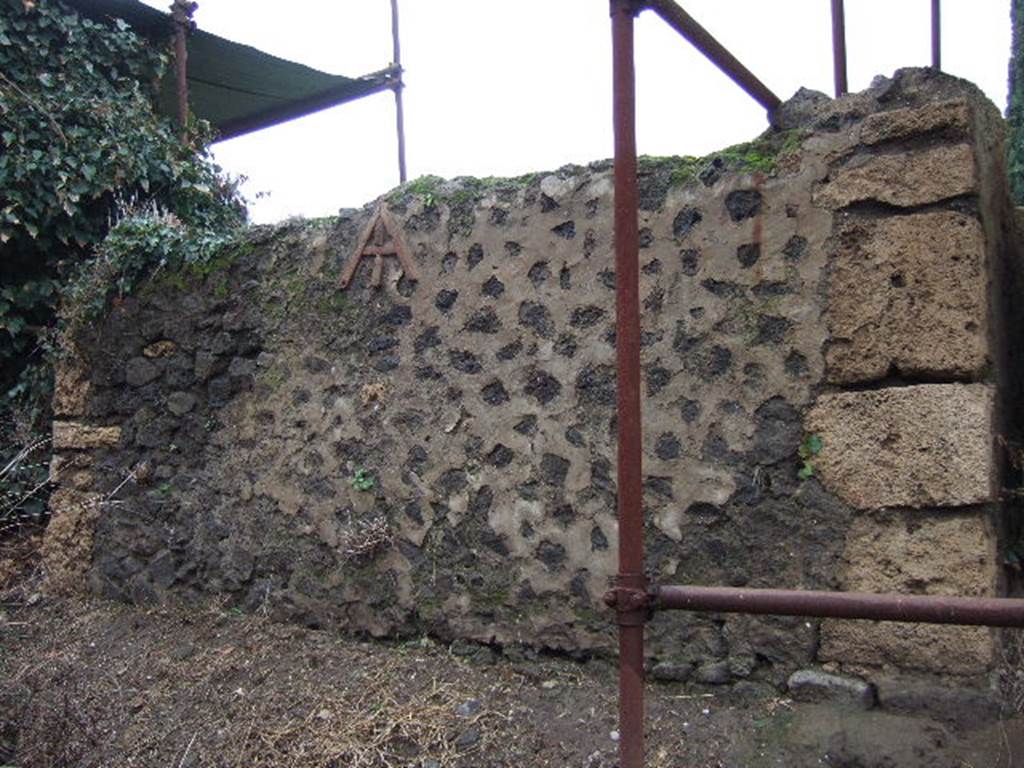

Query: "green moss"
left=642, top=127, right=806, bottom=189
left=157, top=239, right=252, bottom=298
left=192, top=240, right=251, bottom=277
left=315, top=290, right=351, bottom=315
left=386, top=171, right=542, bottom=210
left=385, top=174, right=444, bottom=207
left=305, top=215, right=340, bottom=227
left=717, top=128, right=805, bottom=173
left=397, top=174, right=446, bottom=199
left=637, top=154, right=703, bottom=188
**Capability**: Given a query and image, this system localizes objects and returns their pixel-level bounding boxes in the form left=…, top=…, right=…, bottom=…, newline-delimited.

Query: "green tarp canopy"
left=62, top=0, right=398, bottom=141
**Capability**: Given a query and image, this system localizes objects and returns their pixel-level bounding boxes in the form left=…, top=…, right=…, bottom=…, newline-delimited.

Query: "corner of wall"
left=808, top=83, right=1012, bottom=684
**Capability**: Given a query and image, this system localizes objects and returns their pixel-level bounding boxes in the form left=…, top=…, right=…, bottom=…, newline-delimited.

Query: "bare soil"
left=1, top=536, right=1022, bottom=768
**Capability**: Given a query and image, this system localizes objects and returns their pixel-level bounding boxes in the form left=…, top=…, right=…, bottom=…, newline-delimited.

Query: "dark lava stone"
left=725, top=189, right=762, bottom=222
left=434, top=290, right=458, bottom=313
left=673, top=207, right=703, bottom=238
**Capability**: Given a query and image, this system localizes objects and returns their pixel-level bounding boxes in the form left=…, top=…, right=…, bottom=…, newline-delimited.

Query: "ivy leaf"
left=1, top=315, right=26, bottom=336
left=0, top=0, right=245, bottom=396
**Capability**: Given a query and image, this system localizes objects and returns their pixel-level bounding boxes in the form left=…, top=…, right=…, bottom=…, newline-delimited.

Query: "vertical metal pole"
left=611, top=2, right=645, bottom=767
left=170, top=0, right=193, bottom=142
left=390, top=0, right=407, bottom=183
left=830, top=0, right=848, bottom=97
left=931, top=0, right=941, bottom=70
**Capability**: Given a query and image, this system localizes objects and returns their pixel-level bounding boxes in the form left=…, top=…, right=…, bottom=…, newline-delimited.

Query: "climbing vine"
left=0, top=0, right=245, bottom=532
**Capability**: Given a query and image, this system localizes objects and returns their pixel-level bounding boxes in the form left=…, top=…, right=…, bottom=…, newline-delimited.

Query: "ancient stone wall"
left=44, top=69, right=1021, bottom=693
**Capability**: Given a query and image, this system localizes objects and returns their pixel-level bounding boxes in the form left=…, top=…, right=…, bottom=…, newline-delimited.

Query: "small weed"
left=797, top=434, right=822, bottom=480
left=158, top=482, right=172, bottom=495
left=351, top=470, right=375, bottom=492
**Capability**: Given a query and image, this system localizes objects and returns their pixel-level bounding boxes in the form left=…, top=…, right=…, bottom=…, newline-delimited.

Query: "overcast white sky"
left=140, top=1, right=1012, bottom=224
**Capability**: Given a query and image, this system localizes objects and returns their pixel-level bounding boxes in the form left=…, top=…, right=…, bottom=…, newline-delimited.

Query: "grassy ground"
left=1, top=533, right=1021, bottom=768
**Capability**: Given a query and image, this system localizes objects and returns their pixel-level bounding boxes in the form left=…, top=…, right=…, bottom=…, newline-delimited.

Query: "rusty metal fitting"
left=604, top=574, right=652, bottom=626
left=170, top=0, right=197, bottom=26
left=609, top=0, right=644, bottom=19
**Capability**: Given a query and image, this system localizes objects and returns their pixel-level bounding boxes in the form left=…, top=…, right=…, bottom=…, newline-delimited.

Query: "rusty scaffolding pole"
left=609, top=4, right=645, bottom=768
left=170, top=0, right=196, bottom=141
left=607, top=2, right=1024, bottom=767
left=390, top=0, right=408, bottom=183
left=831, top=0, right=848, bottom=96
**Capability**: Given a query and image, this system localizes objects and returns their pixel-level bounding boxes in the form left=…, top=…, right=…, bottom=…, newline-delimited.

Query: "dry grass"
left=2, top=593, right=1018, bottom=768
left=2, top=541, right=1019, bottom=768
left=0, top=434, right=52, bottom=539
left=226, top=666, right=500, bottom=767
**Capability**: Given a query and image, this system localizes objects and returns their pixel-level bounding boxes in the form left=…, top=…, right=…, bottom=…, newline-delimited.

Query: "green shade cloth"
left=62, top=0, right=397, bottom=140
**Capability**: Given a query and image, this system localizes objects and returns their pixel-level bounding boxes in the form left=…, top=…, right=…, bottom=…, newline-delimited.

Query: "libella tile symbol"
left=339, top=202, right=419, bottom=290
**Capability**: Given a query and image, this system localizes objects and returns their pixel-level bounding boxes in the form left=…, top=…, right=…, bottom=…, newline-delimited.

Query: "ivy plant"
left=0, top=0, right=244, bottom=386
left=0, top=0, right=245, bottom=533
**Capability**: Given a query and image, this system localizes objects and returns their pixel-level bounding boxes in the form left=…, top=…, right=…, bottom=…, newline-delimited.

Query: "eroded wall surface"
left=45, top=69, right=1018, bottom=689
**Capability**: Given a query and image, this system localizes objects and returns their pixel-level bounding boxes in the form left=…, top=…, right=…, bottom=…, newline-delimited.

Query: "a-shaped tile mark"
left=339, top=203, right=419, bottom=290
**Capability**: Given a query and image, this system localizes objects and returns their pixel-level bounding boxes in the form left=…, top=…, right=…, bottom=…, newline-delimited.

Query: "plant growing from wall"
left=351, top=469, right=376, bottom=492
left=1011, top=0, right=1024, bottom=204
left=0, top=0, right=245, bottom=534
left=797, top=434, right=822, bottom=480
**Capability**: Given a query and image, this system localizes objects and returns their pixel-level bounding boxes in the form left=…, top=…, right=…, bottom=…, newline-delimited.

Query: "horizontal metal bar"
left=654, top=585, right=1024, bottom=628
left=642, top=0, right=781, bottom=114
